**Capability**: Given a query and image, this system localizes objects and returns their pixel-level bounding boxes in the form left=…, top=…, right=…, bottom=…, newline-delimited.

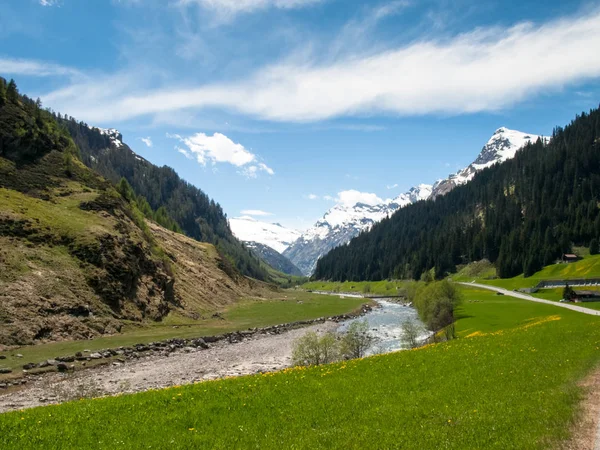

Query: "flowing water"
left=338, top=299, right=431, bottom=355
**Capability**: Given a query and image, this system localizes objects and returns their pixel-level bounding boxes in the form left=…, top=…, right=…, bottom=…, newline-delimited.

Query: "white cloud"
left=0, top=57, right=80, bottom=78
left=179, top=0, right=324, bottom=16
left=306, top=194, right=319, bottom=200
left=39, top=0, right=61, bottom=6
left=337, top=190, right=384, bottom=207
left=386, top=183, right=399, bottom=190
left=241, top=209, right=273, bottom=216
left=323, top=195, right=334, bottom=201
left=140, top=137, right=153, bottom=147
left=170, top=132, right=274, bottom=177
left=40, top=10, right=600, bottom=124
left=177, top=147, right=192, bottom=159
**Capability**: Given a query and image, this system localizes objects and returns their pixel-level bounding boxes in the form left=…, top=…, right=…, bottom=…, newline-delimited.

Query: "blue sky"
left=2, top=0, right=600, bottom=230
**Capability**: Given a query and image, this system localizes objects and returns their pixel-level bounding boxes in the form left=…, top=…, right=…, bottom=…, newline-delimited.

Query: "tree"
left=6, top=79, right=18, bottom=102
left=590, top=238, right=599, bottom=256
left=401, top=319, right=423, bottom=349
left=0, top=78, right=6, bottom=106
left=117, top=177, right=135, bottom=203
left=292, top=332, right=339, bottom=366
left=563, top=283, right=574, bottom=301
left=340, top=320, right=376, bottom=359
left=413, top=280, right=462, bottom=331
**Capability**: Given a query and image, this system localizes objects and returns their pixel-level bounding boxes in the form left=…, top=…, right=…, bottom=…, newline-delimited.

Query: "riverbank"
left=0, top=321, right=340, bottom=413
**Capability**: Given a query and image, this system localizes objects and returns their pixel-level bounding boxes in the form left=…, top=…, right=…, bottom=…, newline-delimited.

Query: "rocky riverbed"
left=0, top=321, right=339, bottom=413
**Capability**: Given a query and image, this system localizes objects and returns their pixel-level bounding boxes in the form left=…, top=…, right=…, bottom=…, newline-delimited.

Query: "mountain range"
left=282, top=128, right=545, bottom=275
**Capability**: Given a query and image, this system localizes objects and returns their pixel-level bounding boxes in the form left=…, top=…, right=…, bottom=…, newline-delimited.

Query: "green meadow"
left=2, top=286, right=600, bottom=449
left=301, top=280, right=406, bottom=296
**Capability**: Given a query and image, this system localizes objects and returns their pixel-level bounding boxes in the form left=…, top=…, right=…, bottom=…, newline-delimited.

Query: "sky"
left=2, top=0, right=600, bottom=231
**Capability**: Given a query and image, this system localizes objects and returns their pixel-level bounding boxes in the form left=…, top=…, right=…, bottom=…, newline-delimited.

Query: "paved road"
left=458, top=282, right=600, bottom=316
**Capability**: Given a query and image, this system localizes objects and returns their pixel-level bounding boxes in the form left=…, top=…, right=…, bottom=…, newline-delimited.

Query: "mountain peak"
left=97, top=128, right=124, bottom=148
left=229, top=217, right=301, bottom=254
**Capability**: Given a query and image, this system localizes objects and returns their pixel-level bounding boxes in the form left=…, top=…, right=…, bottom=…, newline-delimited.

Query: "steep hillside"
left=245, top=241, right=303, bottom=276
left=0, top=79, right=267, bottom=347
left=314, top=106, right=600, bottom=281
left=57, top=117, right=269, bottom=282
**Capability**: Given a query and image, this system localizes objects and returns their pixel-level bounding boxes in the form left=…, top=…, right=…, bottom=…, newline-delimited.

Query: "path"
left=458, top=282, right=600, bottom=316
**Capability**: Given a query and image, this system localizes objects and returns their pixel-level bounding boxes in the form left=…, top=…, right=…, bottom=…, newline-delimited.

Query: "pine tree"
left=6, top=79, right=18, bottom=102
left=590, top=238, right=599, bottom=255
left=0, top=78, right=6, bottom=106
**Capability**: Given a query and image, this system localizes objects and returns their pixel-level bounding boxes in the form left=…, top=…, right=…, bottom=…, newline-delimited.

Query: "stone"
left=89, top=353, right=102, bottom=360
left=0, top=355, right=6, bottom=360
left=15, top=354, right=23, bottom=358
left=0, top=368, right=12, bottom=374
left=0, top=383, right=6, bottom=389
left=56, top=363, right=69, bottom=372
left=23, top=362, right=37, bottom=370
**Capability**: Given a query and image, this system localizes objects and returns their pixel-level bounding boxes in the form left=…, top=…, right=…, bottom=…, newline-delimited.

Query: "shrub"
left=401, top=319, right=423, bottom=349
left=362, top=284, right=371, bottom=294
left=292, top=332, right=339, bottom=366
left=340, top=320, right=376, bottom=359
left=413, top=280, right=461, bottom=331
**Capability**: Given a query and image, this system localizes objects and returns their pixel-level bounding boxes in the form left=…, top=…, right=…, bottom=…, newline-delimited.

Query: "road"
left=457, top=282, right=600, bottom=316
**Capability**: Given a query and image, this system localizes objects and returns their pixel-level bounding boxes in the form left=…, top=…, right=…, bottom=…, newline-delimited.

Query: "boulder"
left=0, top=368, right=12, bottom=374
left=23, top=362, right=37, bottom=370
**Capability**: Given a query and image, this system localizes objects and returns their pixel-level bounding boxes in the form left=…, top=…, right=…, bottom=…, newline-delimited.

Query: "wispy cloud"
left=169, top=132, right=274, bottom=177
left=39, top=0, right=62, bottom=6
left=139, top=137, right=153, bottom=147
left=241, top=209, right=273, bottom=216
left=40, top=10, right=600, bottom=124
left=0, top=57, right=80, bottom=78
left=386, top=183, right=399, bottom=190
left=306, top=194, right=319, bottom=200
left=178, top=0, right=325, bottom=19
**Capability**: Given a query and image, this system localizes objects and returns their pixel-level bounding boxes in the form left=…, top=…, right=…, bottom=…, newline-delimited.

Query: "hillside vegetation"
left=314, top=105, right=600, bottom=281
left=0, top=80, right=268, bottom=346
left=57, top=114, right=269, bottom=281
left=2, top=287, right=599, bottom=448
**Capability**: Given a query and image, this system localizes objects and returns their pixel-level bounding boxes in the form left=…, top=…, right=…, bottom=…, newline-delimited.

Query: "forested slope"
left=57, top=117, right=269, bottom=281
left=314, top=106, right=600, bottom=281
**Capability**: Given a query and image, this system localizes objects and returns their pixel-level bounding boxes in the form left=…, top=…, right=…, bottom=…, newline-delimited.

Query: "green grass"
left=2, top=286, right=600, bottom=448
left=0, top=292, right=368, bottom=372
left=302, top=280, right=406, bottom=296
left=455, top=254, right=600, bottom=291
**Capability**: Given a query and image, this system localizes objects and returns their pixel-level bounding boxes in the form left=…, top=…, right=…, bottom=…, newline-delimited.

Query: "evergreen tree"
left=6, top=79, right=18, bottom=102
left=0, top=78, right=6, bottom=106
left=590, top=238, right=599, bottom=255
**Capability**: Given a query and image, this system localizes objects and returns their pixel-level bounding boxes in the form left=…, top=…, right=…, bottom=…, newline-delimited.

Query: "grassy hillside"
left=302, top=280, right=406, bottom=296
left=2, top=287, right=599, bottom=449
left=455, top=254, right=600, bottom=291
left=0, top=81, right=274, bottom=347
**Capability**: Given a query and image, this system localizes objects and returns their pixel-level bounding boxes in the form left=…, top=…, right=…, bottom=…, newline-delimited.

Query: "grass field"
left=455, top=254, right=600, bottom=291
left=0, top=292, right=368, bottom=373
left=2, top=286, right=600, bottom=449
left=301, top=280, right=406, bottom=296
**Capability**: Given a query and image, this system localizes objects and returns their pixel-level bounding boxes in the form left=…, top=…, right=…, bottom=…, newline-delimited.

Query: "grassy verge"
left=0, top=291, right=368, bottom=373
left=2, top=286, right=600, bottom=448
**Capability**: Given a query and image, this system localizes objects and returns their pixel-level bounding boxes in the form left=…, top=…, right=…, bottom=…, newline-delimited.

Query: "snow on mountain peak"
left=98, top=128, right=124, bottom=148
left=229, top=216, right=301, bottom=254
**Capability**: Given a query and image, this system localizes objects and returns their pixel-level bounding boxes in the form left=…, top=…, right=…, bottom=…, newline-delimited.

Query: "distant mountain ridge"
left=244, top=242, right=303, bottom=277
left=285, top=128, right=544, bottom=276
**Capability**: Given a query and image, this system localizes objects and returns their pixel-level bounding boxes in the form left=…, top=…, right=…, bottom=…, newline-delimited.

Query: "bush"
left=340, top=320, right=376, bottom=359
left=401, top=319, right=423, bottom=349
left=362, top=284, right=371, bottom=294
left=292, top=332, right=339, bottom=366
left=413, top=280, right=461, bottom=331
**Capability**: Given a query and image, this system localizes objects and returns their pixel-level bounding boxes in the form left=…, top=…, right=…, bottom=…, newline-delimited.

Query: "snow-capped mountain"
left=283, top=184, right=433, bottom=276
left=244, top=241, right=303, bottom=277
left=431, top=128, right=546, bottom=197
left=229, top=216, right=301, bottom=254
left=285, top=127, right=546, bottom=276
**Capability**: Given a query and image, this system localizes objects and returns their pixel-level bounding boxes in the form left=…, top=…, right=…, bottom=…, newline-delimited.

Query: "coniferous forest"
left=314, top=105, right=600, bottom=281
